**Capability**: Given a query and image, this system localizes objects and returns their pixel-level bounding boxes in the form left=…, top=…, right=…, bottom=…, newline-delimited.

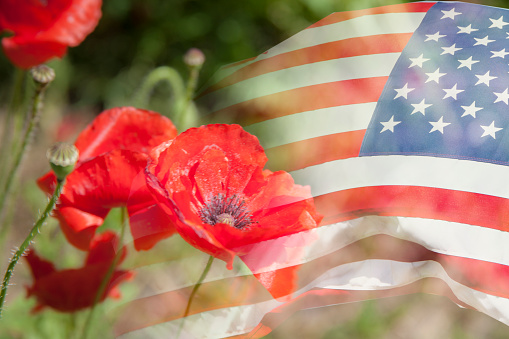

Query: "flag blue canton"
left=360, top=2, right=509, bottom=165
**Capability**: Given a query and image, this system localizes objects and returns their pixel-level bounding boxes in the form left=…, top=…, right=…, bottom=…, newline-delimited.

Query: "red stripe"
left=265, top=130, right=365, bottom=172
left=202, top=33, right=411, bottom=96
left=214, top=77, right=387, bottom=124
left=314, top=185, right=509, bottom=232
left=308, top=2, right=436, bottom=28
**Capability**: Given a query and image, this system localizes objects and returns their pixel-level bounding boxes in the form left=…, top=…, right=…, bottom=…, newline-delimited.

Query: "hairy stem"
left=0, top=78, right=49, bottom=226
left=0, top=68, right=27, bottom=186
left=0, top=178, right=65, bottom=319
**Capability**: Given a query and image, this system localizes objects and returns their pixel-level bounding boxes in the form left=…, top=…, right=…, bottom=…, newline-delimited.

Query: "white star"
left=461, top=101, right=483, bottom=118
left=425, top=68, right=446, bottom=84
left=441, top=8, right=461, bottom=20
left=474, top=36, right=495, bottom=46
left=475, top=71, right=497, bottom=86
left=394, top=83, right=415, bottom=99
left=491, top=48, right=509, bottom=58
left=380, top=116, right=401, bottom=133
left=494, top=88, right=509, bottom=104
left=425, top=31, right=446, bottom=42
left=408, top=54, right=430, bottom=68
left=481, top=121, right=503, bottom=139
left=411, top=99, right=432, bottom=115
left=458, top=56, right=479, bottom=70
left=489, top=16, right=509, bottom=29
left=443, top=84, right=464, bottom=100
left=441, top=43, right=462, bottom=55
left=429, top=117, right=451, bottom=134
left=457, top=24, right=478, bottom=34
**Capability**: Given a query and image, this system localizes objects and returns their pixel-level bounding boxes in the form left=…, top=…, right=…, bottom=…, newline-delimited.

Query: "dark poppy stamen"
left=200, top=194, right=253, bottom=229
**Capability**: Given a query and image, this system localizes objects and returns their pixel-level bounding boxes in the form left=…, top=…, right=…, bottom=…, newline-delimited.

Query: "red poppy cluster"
left=0, top=0, right=102, bottom=68
left=37, top=107, right=178, bottom=251
left=29, top=106, right=322, bottom=311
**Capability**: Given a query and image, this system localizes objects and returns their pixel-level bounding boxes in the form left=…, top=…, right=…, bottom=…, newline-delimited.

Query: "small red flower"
left=25, top=231, right=133, bottom=313
left=0, top=0, right=102, bottom=69
left=38, top=107, right=178, bottom=251
left=146, top=124, right=322, bottom=297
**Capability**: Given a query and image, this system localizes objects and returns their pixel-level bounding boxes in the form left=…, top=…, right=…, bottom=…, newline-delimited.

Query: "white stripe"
left=314, top=259, right=509, bottom=325
left=241, top=216, right=509, bottom=274
left=243, top=103, right=375, bottom=149
left=117, top=259, right=509, bottom=339
left=258, top=12, right=426, bottom=61
left=118, top=216, right=509, bottom=298
left=206, top=53, right=400, bottom=111
left=290, top=155, right=509, bottom=199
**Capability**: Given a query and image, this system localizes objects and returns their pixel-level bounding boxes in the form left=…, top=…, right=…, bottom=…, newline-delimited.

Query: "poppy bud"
left=30, top=65, right=55, bottom=91
left=183, top=48, right=205, bottom=68
left=46, top=142, right=78, bottom=181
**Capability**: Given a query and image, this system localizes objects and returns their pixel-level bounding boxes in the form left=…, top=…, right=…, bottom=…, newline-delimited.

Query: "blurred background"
left=2, top=0, right=509, bottom=338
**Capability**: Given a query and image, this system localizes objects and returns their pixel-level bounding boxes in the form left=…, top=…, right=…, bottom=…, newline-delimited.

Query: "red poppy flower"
left=25, top=231, right=133, bottom=313
left=38, top=107, right=178, bottom=251
left=0, top=0, right=102, bottom=69
left=146, top=124, right=322, bottom=297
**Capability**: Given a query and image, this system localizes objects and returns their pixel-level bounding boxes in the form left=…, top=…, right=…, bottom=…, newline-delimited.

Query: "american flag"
left=115, top=2, right=509, bottom=337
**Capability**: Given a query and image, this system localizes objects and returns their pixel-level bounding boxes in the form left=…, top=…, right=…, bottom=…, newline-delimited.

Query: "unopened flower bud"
left=184, top=48, right=205, bottom=68
left=30, top=65, right=55, bottom=91
left=46, top=142, right=78, bottom=181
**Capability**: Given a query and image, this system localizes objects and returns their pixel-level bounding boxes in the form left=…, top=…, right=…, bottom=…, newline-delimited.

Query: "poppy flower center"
left=199, top=194, right=252, bottom=229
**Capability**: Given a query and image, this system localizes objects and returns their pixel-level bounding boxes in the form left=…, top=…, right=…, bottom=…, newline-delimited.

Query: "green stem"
left=67, top=312, right=78, bottom=339
left=0, top=69, right=27, bottom=192
left=132, top=66, right=186, bottom=125
left=177, top=255, right=214, bottom=338
left=0, top=177, right=65, bottom=319
left=176, top=66, right=201, bottom=129
left=0, top=79, right=48, bottom=225
left=80, top=208, right=128, bottom=339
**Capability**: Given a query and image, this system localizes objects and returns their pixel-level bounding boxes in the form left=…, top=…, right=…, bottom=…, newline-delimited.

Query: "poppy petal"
left=85, top=230, right=124, bottom=266
left=25, top=232, right=133, bottom=313
left=55, top=207, right=103, bottom=251
left=24, top=250, right=56, bottom=280
left=52, top=150, right=151, bottom=250
left=2, top=37, right=67, bottom=69
left=128, top=172, right=176, bottom=251
left=36, top=0, right=103, bottom=47
left=0, top=0, right=102, bottom=68
left=74, top=107, right=178, bottom=162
